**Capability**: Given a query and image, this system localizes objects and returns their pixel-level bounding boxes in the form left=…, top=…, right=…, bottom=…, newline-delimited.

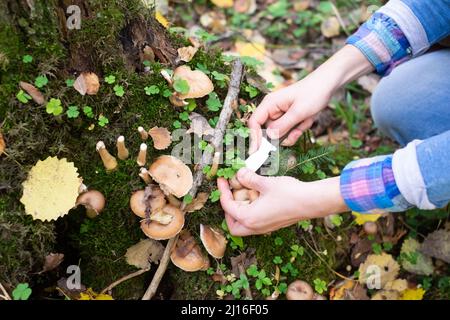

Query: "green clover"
left=173, top=79, right=190, bottom=95
left=16, top=90, right=32, bottom=103
left=105, top=75, right=116, bottom=84
left=66, top=106, right=80, bottom=118
left=22, top=55, right=33, bottom=63
left=12, top=283, right=32, bottom=300
left=144, top=85, right=159, bottom=95
left=46, top=98, right=63, bottom=116
left=34, top=75, right=48, bottom=88
left=113, top=85, right=125, bottom=97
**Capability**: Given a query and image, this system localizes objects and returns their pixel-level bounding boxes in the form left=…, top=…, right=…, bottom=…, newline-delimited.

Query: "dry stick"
left=0, top=282, right=11, bottom=300
left=101, top=267, right=150, bottom=294
left=142, top=59, right=244, bottom=300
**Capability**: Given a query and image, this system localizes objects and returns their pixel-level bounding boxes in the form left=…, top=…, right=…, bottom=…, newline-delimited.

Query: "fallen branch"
left=0, top=282, right=11, bottom=300
left=142, top=59, right=244, bottom=300
left=101, top=266, right=150, bottom=294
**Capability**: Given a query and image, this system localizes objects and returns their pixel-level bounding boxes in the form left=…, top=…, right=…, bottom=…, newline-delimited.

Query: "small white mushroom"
left=138, top=126, right=148, bottom=140
left=116, top=135, right=129, bottom=160
left=96, top=141, right=118, bottom=172
left=136, top=143, right=147, bottom=167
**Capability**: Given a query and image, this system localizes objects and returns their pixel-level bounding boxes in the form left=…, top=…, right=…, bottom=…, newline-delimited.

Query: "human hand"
left=218, top=168, right=348, bottom=236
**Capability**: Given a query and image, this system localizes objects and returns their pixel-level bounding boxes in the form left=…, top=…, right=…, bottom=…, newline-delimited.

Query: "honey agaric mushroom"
left=96, top=141, right=118, bottom=171
left=229, top=176, right=243, bottom=190
left=172, top=65, right=214, bottom=100
left=169, top=94, right=189, bottom=107
left=148, top=155, right=193, bottom=198
left=76, top=190, right=105, bottom=218
left=136, top=143, right=148, bottom=166
left=19, top=81, right=45, bottom=104
left=200, top=224, right=227, bottom=259
left=138, top=126, right=148, bottom=140
left=232, top=188, right=259, bottom=203
left=286, top=280, right=314, bottom=300
left=139, top=167, right=152, bottom=184
left=148, top=127, right=172, bottom=150
left=363, top=221, right=378, bottom=235
left=140, top=204, right=185, bottom=240
left=116, top=136, right=129, bottom=160
left=170, top=231, right=209, bottom=272
left=73, top=72, right=100, bottom=96
left=130, top=186, right=166, bottom=218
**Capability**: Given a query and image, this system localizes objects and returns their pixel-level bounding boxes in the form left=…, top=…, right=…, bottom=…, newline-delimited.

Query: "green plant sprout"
left=46, top=98, right=63, bottom=116
left=113, top=84, right=125, bottom=97
left=12, top=283, right=32, bottom=300
left=104, top=75, right=116, bottom=84
left=22, top=54, right=33, bottom=63
left=173, top=79, right=190, bottom=95
left=34, top=75, right=48, bottom=88
left=245, top=85, right=259, bottom=98
left=206, top=92, right=222, bottom=112
left=209, top=189, right=221, bottom=203
left=183, top=194, right=193, bottom=204
left=273, top=256, right=283, bottom=264
left=179, top=111, right=189, bottom=122
left=66, top=106, right=80, bottom=119
left=221, top=219, right=244, bottom=250
left=16, top=90, right=32, bottom=103
left=313, top=278, right=327, bottom=294
left=298, top=219, right=312, bottom=231
left=98, top=115, right=109, bottom=127
left=66, top=79, right=75, bottom=87
left=83, top=106, right=94, bottom=118
left=172, top=120, right=181, bottom=129
left=274, top=237, right=283, bottom=246
left=330, top=215, right=343, bottom=227
left=144, top=85, right=159, bottom=95
left=208, top=116, right=219, bottom=128
left=290, top=244, right=305, bottom=260
left=246, top=265, right=273, bottom=296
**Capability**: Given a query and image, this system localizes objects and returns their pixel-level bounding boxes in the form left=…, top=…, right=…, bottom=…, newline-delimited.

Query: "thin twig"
left=330, top=1, right=350, bottom=36
left=0, top=282, right=11, bottom=300
left=142, top=59, right=244, bottom=300
left=102, top=267, right=150, bottom=294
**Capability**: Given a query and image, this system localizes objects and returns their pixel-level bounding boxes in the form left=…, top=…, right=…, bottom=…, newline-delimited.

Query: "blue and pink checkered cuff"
left=340, top=155, right=412, bottom=214
left=346, top=12, right=412, bottom=76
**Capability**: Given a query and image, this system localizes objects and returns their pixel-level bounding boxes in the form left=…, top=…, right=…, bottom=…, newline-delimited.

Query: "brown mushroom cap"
left=363, top=221, right=378, bottom=235
left=169, top=94, right=189, bottom=107
left=130, top=187, right=166, bottom=218
left=229, top=176, right=243, bottom=190
left=74, top=72, right=100, bottom=95
left=76, top=190, right=105, bottom=218
left=148, top=127, right=172, bottom=150
left=148, top=155, right=193, bottom=198
left=173, top=65, right=214, bottom=99
left=170, top=231, right=209, bottom=272
left=232, top=188, right=259, bottom=203
left=286, top=280, right=314, bottom=300
left=140, top=204, right=185, bottom=240
left=200, top=224, right=227, bottom=259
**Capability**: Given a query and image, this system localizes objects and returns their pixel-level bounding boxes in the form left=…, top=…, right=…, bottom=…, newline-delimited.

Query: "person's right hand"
left=248, top=76, right=333, bottom=153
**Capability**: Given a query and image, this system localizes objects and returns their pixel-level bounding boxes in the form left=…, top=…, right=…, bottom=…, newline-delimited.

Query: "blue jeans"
left=371, top=48, right=450, bottom=208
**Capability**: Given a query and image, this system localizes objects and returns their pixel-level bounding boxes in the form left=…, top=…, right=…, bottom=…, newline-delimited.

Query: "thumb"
left=236, top=168, right=268, bottom=192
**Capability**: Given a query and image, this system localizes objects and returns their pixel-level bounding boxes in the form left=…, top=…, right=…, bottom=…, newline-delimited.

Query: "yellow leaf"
left=235, top=41, right=265, bottom=61
left=400, top=288, right=425, bottom=300
left=359, top=253, right=400, bottom=288
left=320, top=16, right=340, bottom=38
left=77, top=288, right=114, bottom=300
left=0, top=132, right=5, bottom=156
left=20, top=157, right=82, bottom=221
left=352, top=211, right=382, bottom=225
left=211, top=0, right=233, bottom=8
left=155, top=11, right=169, bottom=28
left=95, top=293, right=114, bottom=300
left=78, top=293, right=91, bottom=300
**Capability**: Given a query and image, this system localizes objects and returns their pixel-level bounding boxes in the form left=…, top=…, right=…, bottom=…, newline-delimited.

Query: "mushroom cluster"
left=229, top=176, right=259, bottom=204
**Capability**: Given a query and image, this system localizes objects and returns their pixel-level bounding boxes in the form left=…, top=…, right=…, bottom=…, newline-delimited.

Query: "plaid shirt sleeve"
left=346, top=12, right=413, bottom=76
left=340, top=155, right=413, bottom=214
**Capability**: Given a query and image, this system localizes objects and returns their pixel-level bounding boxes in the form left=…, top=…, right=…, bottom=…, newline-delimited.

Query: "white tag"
left=245, top=137, right=277, bottom=172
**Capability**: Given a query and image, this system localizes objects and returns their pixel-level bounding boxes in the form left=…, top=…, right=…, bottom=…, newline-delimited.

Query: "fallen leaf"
left=19, top=81, right=45, bottom=104
left=351, top=238, right=372, bottom=267
left=39, top=253, right=64, bottom=274
left=359, top=253, right=400, bottom=288
left=230, top=248, right=256, bottom=277
left=186, top=112, right=215, bottom=139
left=185, top=192, right=208, bottom=213
left=78, top=288, right=113, bottom=300
left=293, top=0, right=310, bottom=11
left=234, top=0, right=256, bottom=14
left=125, top=239, right=164, bottom=269
left=177, top=46, right=198, bottom=63
left=0, top=132, right=5, bottom=156
left=400, top=288, right=425, bottom=300
left=371, top=290, right=399, bottom=300
left=20, top=157, right=83, bottom=221
left=321, top=16, right=340, bottom=38
left=155, top=11, right=169, bottom=28
left=330, top=280, right=369, bottom=300
left=357, top=74, right=380, bottom=93
left=148, top=127, right=172, bottom=150
left=73, top=72, right=100, bottom=96
left=400, top=238, right=434, bottom=275
left=384, top=279, right=408, bottom=292
left=271, top=47, right=307, bottom=68
left=352, top=211, right=382, bottom=225
left=56, top=277, right=86, bottom=299
left=211, top=0, right=233, bottom=8
left=421, top=229, right=450, bottom=263
left=235, top=41, right=266, bottom=61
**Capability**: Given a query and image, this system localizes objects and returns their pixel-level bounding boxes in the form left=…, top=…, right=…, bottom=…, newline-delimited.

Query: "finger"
left=236, top=168, right=268, bottom=192
left=281, top=117, right=315, bottom=146
left=248, top=125, right=262, bottom=155
left=218, top=178, right=245, bottom=222
left=225, top=214, right=255, bottom=236
left=267, top=108, right=302, bottom=139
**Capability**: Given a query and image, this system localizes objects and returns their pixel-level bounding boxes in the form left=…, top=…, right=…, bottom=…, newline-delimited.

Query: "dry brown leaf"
left=330, top=280, right=369, bottom=300
left=148, top=127, right=172, bottom=150
left=371, top=290, right=400, bottom=300
left=19, top=81, right=45, bottom=104
left=39, top=253, right=64, bottom=274
left=230, top=248, right=256, bottom=277
left=293, top=0, right=310, bottom=11
left=0, top=132, right=5, bottom=156
left=125, top=239, right=164, bottom=269
left=73, top=72, right=100, bottom=96
left=384, top=279, right=408, bottom=292
left=149, top=210, right=174, bottom=225
left=177, top=46, right=198, bottom=63
left=186, top=112, right=215, bottom=139
left=321, top=16, right=340, bottom=38
left=185, top=192, right=208, bottom=213
left=271, top=47, right=307, bottom=68
left=200, top=11, right=227, bottom=33
left=359, top=253, right=400, bottom=288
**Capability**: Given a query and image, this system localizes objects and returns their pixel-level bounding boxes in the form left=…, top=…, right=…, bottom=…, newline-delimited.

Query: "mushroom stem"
left=207, top=151, right=220, bottom=179
left=139, top=167, right=152, bottom=184
left=167, top=194, right=182, bottom=208
left=138, top=126, right=148, bottom=140
left=116, top=136, right=129, bottom=160
left=136, top=143, right=147, bottom=167
left=96, top=141, right=118, bottom=172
